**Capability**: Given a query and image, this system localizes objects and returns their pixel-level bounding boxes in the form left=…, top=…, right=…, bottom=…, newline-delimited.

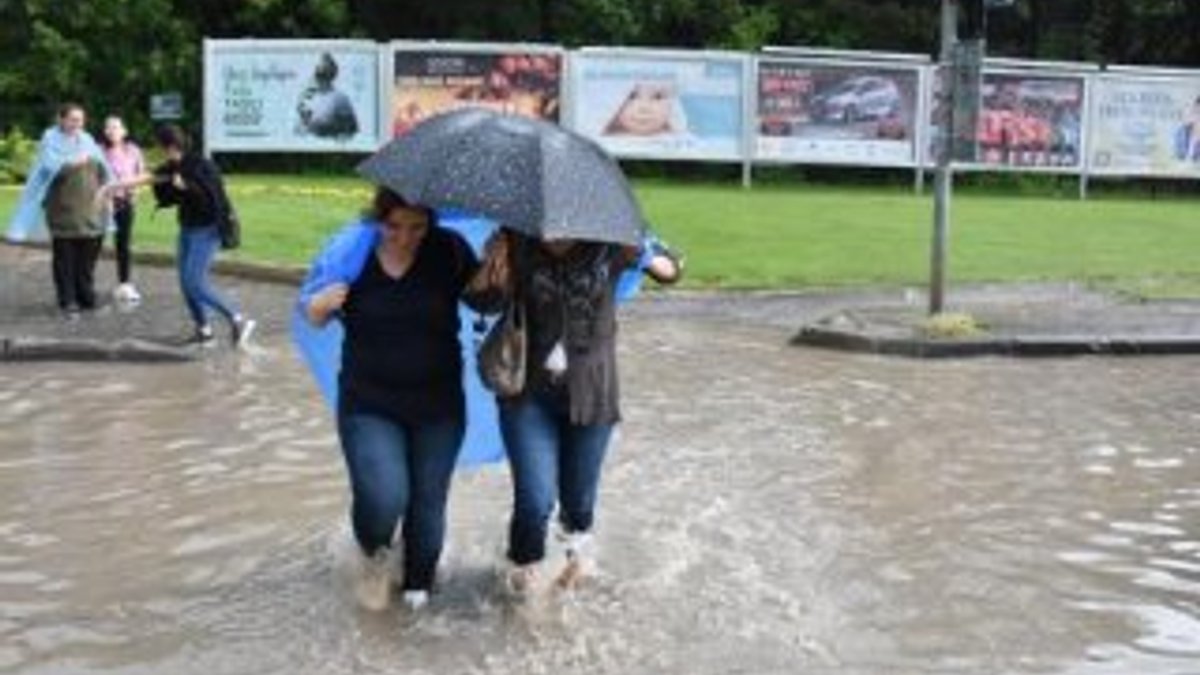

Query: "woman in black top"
left=102, top=125, right=255, bottom=347
left=305, top=188, right=479, bottom=612
left=469, top=231, right=681, bottom=595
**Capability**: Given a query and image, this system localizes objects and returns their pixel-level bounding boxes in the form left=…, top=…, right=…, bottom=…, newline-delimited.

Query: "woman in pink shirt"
left=103, top=116, right=145, bottom=304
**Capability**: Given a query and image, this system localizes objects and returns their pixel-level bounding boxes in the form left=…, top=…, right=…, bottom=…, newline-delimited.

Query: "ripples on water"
left=1, top=320, right=1198, bottom=674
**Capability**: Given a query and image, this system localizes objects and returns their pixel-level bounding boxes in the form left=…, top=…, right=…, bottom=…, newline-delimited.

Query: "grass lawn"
left=2, top=175, right=1198, bottom=295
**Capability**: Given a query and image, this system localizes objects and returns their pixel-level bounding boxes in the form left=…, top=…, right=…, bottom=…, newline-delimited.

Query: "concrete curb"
left=793, top=326, right=1200, bottom=358
left=1, top=336, right=198, bottom=363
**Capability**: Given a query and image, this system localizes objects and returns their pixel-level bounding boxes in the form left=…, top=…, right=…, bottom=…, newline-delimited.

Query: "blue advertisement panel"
left=570, top=51, right=746, bottom=162
left=207, top=41, right=381, bottom=152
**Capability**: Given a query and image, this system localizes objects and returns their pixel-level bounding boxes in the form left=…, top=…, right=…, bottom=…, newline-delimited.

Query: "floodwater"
left=2, top=313, right=1199, bottom=674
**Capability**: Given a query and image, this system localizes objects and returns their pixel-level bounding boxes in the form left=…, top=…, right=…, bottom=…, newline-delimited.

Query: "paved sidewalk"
left=789, top=284, right=1200, bottom=357
left=0, top=244, right=295, bottom=362
left=7, top=242, right=1200, bottom=361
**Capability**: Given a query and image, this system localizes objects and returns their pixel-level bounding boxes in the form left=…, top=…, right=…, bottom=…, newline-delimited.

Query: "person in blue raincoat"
left=7, top=103, right=114, bottom=315
left=298, top=187, right=492, bottom=612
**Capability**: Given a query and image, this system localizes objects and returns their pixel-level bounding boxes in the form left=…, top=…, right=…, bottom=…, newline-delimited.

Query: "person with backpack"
left=100, top=125, right=254, bottom=347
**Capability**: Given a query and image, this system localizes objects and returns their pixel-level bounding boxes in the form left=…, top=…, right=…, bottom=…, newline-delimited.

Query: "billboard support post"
left=930, top=0, right=958, bottom=315
left=743, top=54, right=755, bottom=189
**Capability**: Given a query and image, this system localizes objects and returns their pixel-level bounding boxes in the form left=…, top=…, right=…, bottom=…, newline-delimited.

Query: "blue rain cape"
left=6, top=127, right=114, bottom=243
left=291, top=211, right=653, bottom=469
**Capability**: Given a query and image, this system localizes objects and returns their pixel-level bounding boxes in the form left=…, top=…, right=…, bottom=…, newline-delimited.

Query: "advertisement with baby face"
left=570, top=52, right=747, bottom=161
left=391, top=47, right=563, bottom=136
left=1089, top=75, right=1200, bottom=177
left=756, top=59, right=922, bottom=167
left=207, top=41, right=380, bottom=151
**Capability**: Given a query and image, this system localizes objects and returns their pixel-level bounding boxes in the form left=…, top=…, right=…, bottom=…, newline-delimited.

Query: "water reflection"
left=0, top=316, right=1198, bottom=673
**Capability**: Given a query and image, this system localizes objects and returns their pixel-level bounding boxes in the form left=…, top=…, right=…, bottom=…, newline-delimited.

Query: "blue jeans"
left=500, top=396, right=615, bottom=565
left=337, top=407, right=464, bottom=591
left=177, top=225, right=238, bottom=328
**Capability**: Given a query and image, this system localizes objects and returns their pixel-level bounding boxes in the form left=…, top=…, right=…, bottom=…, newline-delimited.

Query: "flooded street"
left=2, top=311, right=1199, bottom=674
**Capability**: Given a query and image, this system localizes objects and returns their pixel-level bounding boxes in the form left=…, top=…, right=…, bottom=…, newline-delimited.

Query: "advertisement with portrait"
left=206, top=40, right=381, bottom=152
left=929, top=70, right=1086, bottom=170
left=755, top=59, right=922, bottom=167
left=570, top=51, right=747, bottom=161
left=391, top=45, right=562, bottom=136
left=1089, top=75, right=1200, bottom=177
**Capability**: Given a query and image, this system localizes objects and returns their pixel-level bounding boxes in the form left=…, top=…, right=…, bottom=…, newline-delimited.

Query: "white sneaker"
left=401, top=590, right=429, bottom=611
left=112, top=283, right=141, bottom=305
left=354, top=548, right=392, bottom=612
left=231, top=315, right=257, bottom=349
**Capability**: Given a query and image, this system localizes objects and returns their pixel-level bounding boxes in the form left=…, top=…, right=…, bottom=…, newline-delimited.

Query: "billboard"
left=929, top=70, right=1086, bottom=170
left=1089, top=75, right=1200, bottom=177
left=570, top=51, right=747, bottom=162
left=755, top=59, right=923, bottom=167
left=391, top=45, right=562, bottom=136
left=206, top=40, right=381, bottom=152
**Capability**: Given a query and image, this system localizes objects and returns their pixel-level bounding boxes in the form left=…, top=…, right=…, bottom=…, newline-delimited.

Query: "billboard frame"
left=202, top=38, right=385, bottom=155
left=566, top=46, right=752, bottom=165
left=1085, top=69, right=1200, bottom=182
left=921, top=63, right=1098, bottom=177
left=386, top=39, right=566, bottom=138
left=751, top=55, right=930, bottom=171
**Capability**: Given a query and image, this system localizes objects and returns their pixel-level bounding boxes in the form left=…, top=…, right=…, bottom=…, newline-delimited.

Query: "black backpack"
left=152, top=157, right=240, bottom=250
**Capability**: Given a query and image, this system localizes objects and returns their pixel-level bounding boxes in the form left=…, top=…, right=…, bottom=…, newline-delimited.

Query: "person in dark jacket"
left=102, top=125, right=254, bottom=347
left=468, top=230, right=682, bottom=596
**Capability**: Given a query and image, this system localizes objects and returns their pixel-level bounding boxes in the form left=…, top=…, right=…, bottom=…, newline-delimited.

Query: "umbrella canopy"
left=357, top=108, right=647, bottom=246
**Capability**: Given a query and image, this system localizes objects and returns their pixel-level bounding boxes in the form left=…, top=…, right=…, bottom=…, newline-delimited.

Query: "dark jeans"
left=336, top=406, right=464, bottom=591
left=50, top=236, right=103, bottom=311
left=500, top=395, right=615, bottom=566
left=177, top=225, right=238, bottom=327
left=113, top=202, right=134, bottom=284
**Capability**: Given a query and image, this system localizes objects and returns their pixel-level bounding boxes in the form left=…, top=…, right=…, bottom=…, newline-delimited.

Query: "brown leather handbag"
left=478, top=298, right=526, bottom=397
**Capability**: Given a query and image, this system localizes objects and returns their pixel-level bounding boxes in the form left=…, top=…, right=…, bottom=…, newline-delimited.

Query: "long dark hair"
left=100, top=115, right=132, bottom=149
left=154, top=124, right=189, bottom=153
left=365, top=186, right=436, bottom=226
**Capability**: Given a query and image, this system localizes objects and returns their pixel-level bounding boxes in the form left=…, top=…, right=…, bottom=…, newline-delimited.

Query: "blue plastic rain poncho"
left=6, top=126, right=113, bottom=243
left=291, top=211, right=653, bottom=469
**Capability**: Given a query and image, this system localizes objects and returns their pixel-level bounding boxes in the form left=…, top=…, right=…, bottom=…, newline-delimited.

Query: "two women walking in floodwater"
left=299, top=172, right=681, bottom=612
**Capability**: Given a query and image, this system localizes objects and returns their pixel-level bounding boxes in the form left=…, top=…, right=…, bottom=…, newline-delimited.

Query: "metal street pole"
left=930, top=0, right=958, bottom=315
